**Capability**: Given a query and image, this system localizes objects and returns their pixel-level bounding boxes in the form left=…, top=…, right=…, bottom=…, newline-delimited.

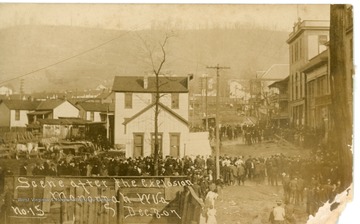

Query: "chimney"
left=144, top=74, right=148, bottom=89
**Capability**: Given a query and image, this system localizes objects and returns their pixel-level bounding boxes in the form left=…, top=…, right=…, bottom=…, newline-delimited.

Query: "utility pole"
left=202, top=74, right=209, bottom=131
left=205, top=75, right=208, bottom=131
left=207, top=64, right=230, bottom=179
left=329, top=4, right=353, bottom=189
left=20, top=79, right=24, bottom=100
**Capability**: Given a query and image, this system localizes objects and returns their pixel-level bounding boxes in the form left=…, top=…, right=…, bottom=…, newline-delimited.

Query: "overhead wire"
left=0, top=24, right=146, bottom=85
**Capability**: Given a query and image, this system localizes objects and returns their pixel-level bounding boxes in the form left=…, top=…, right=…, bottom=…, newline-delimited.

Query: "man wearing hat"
left=269, top=199, right=286, bottom=223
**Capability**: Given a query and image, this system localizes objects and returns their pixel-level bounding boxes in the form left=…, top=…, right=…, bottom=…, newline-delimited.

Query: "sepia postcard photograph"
left=0, top=2, right=357, bottom=224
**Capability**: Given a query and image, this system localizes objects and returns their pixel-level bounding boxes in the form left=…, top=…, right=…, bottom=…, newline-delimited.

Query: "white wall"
left=0, top=86, right=13, bottom=95
left=85, top=111, right=102, bottom=122
left=10, top=110, right=29, bottom=127
left=123, top=107, right=189, bottom=157
left=307, top=33, right=329, bottom=60
left=114, top=92, right=189, bottom=148
left=53, top=101, right=79, bottom=119
left=185, top=132, right=212, bottom=157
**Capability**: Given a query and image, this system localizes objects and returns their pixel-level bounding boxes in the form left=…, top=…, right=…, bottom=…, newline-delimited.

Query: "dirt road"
left=215, top=139, right=311, bottom=224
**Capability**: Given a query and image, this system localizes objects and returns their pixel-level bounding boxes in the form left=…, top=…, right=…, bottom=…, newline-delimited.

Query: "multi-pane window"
left=317, top=76, right=327, bottom=96
left=292, top=45, right=296, bottom=63
left=291, top=40, right=302, bottom=64
left=15, top=110, right=20, bottom=121
left=133, top=133, right=144, bottom=158
left=125, top=93, right=133, bottom=108
left=170, top=133, right=180, bottom=157
left=308, top=80, right=315, bottom=99
left=171, top=93, right=179, bottom=109
left=295, top=73, right=299, bottom=100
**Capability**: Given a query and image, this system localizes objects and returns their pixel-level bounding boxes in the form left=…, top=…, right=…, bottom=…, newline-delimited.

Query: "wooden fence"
left=2, top=176, right=203, bottom=224
left=179, top=185, right=205, bottom=224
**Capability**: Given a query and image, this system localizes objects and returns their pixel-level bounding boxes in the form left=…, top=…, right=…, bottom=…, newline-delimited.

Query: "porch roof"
left=27, top=110, right=51, bottom=115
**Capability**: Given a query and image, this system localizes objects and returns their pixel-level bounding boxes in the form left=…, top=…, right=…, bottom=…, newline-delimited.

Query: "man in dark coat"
left=19, top=163, right=28, bottom=176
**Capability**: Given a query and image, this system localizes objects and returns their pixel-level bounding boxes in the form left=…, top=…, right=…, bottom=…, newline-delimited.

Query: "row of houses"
left=0, top=97, right=114, bottom=140
left=0, top=74, right=210, bottom=158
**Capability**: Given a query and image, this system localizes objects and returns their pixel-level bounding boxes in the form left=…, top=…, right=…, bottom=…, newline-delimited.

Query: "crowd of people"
left=0, top=128, right=344, bottom=224
left=193, top=121, right=325, bottom=151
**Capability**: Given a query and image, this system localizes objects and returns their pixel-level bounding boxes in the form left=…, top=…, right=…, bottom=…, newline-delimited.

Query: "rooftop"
left=112, top=76, right=189, bottom=93
left=0, top=99, right=40, bottom=110
left=268, top=76, right=289, bottom=89
left=76, top=102, right=113, bottom=112
left=36, top=99, right=67, bottom=110
left=287, top=19, right=330, bottom=43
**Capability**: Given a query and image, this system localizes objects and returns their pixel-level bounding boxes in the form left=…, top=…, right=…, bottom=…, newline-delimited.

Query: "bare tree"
left=138, top=32, right=175, bottom=175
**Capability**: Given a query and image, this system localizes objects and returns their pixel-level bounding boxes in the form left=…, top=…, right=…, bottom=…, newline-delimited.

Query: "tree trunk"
left=329, top=4, right=353, bottom=189
left=154, top=73, right=160, bottom=175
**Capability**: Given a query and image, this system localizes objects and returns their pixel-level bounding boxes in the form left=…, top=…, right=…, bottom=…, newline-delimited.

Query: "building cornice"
left=287, top=20, right=330, bottom=44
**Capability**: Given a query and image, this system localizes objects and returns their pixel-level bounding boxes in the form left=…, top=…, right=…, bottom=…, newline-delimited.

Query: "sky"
left=0, top=4, right=330, bottom=32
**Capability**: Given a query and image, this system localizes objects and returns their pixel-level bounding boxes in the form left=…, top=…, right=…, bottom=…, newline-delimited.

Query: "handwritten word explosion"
left=14, top=177, right=193, bottom=219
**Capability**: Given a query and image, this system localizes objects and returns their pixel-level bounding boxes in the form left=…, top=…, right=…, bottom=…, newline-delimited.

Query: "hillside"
left=0, top=25, right=289, bottom=93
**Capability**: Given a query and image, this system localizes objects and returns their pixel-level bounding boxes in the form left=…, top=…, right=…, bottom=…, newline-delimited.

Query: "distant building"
left=76, top=102, right=110, bottom=122
left=112, top=75, right=191, bottom=158
left=27, top=118, right=88, bottom=140
left=27, top=99, right=80, bottom=123
left=301, top=49, right=331, bottom=141
left=0, top=100, right=39, bottom=129
left=75, top=101, right=115, bottom=144
left=228, top=80, right=250, bottom=101
left=95, top=84, right=108, bottom=91
left=0, top=86, right=13, bottom=96
left=268, top=77, right=289, bottom=127
left=250, top=64, right=289, bottom=121
left=287, top=19, right=330, bottom=126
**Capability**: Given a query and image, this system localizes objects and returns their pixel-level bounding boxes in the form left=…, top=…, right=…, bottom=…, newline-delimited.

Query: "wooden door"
left=133, top=134, right=144, bottom=158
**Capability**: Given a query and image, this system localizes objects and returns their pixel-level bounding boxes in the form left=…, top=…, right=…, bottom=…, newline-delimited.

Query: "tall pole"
left=20, top=79, right=24, bottom=100
left=202, top=74, right=209, bottom=131
left=207, top=64, right=230, bottom=179
left=329, top=4, right=353, bottom=189
left=205, top=75, right=208, bottom=131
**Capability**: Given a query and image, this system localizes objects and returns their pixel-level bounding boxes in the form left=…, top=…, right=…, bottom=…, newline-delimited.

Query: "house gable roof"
left=1, top=100, right=40, bottom=110
left=76, top=102, right=112, bottom=112
left=112, top=76, right=189, bottom=93
left=268, top=76, right=289, bottom=89
left=36, top=99, right=75, bottom=110
left=123, top=102, right=188, bottom=126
